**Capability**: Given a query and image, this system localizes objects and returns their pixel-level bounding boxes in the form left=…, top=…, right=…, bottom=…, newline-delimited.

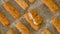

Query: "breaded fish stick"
left=15, top=21, right=30, bottom=34
left=14, top=0, right=29, bottom=10
left=41, top=0, right=59, bottom=13
left=0, top=12, right=10, bottom=26
left=24, top=9, right=43, bottom=30
left=7, top=29, right=15, bottom=34
left=51, top=17, right=60, bottom=33
left=24, top=14, right=40, bottom=31
left=3, top=2, right=20, bottom=19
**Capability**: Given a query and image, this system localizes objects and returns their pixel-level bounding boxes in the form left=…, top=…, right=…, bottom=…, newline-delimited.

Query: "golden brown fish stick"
left=24, top=14, right=40, bottom=31
left=0, top=12, right=10, bottom=26
left=28, top=0, right=35, bottom=3
left=3, top=2, right=20, bottom=19
left=14, top=0, right=29, bottom=10
left=41, top=28, right=52, bottom=34
left=15, top=21, right=30, bottom=34
left=51, top=17, right=60, bottom=33
left=7, top=29, right=15, bottom=34
left=24, top=9, right=43, bottom=30
left=41, top=0, right=59, bottom=13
